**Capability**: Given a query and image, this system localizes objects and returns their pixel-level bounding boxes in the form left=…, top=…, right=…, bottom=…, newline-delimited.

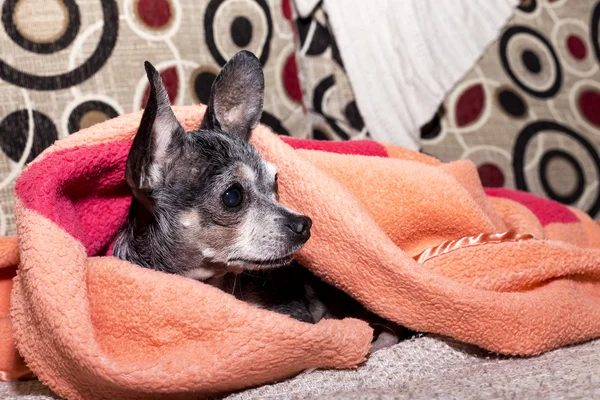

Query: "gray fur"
left=114, top=51, right=311, bottom=280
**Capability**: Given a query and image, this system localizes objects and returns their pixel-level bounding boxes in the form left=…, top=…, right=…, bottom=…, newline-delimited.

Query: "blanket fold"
left=2, top=105, right=600, bottom=399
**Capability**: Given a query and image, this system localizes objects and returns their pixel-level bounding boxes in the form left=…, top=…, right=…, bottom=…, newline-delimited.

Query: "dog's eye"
left=222, top=185, right=243, bottom=208
left=274, top=173, right=278, bottom=182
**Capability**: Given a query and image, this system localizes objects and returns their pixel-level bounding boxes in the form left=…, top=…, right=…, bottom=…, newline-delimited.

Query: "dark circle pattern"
left=592, top=2, right=600, bottom=63
left=313, top=75, right=350, bottom=140
left=204, top=0, right=272, bottom=66
left=500, top=25, right=562, bottom=98
left=0, top=0, right=119, bottom=90
left=521, top=49, right=542, bottom=74
left=193, top=71, right=217, bottom=105
left=67, top=101, right=119, bottom=134
left=2, top=0, right=81, bottom=54
left=295, top=18, right=330, bottom=56
left=498, top=88, right=527, bottom=118
left=420, top=113, right=441, bottom=139
left=539, top=149, right=585, bottom=205
left=260, top=112, right=289, bottom=136
left=513, top=121, right=600, bottom=215
left=0, top=110, right=58, bottom=163
left=517, top=0, right=537, bottom=13
left=312, top=128, right=329, bottom=141
left=230, top=16, right=252, bottom=47
left=344, top=101, right=364, bottom=131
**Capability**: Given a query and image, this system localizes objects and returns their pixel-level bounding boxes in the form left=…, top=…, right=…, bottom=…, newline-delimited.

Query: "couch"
left=0, top=0, right=599, bottom=398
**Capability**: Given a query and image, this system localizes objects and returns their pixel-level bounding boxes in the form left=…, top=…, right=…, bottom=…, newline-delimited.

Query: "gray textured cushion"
left=226, top=335, right=600, bottom=399
left=3, top=335, right=599, bottom=399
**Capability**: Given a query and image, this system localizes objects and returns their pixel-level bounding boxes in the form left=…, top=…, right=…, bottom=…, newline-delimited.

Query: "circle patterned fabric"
left=419, top=0, right=600, bottom=219
left=293, top=0, right=600, bottom=220
left=0, top=0, right=306, bottom=235
left=291, top=5, right=369, bottom=141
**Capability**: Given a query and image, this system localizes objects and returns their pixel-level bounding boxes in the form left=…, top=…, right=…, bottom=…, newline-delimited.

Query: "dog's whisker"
left=232, top=274, right=238, bottom=295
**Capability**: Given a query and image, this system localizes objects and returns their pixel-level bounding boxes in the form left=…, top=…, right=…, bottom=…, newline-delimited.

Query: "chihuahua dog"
left=114, top=51, right=409, bottom=350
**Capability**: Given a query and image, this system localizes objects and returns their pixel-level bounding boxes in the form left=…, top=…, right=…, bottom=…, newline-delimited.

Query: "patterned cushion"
left=293, top=5, right=369, bottom=141
left=0, top=0, right=306, bottom=235
left=293, top=0, right=600, bottom=220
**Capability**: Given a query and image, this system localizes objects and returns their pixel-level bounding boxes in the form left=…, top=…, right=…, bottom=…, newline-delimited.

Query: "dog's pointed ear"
left=200, top=51, right=264, bottom=141
left=126, top=61, right=184, bottom=203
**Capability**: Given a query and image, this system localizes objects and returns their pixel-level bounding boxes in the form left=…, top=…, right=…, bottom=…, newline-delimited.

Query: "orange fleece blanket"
left=2, top=105, right=600, bottom=399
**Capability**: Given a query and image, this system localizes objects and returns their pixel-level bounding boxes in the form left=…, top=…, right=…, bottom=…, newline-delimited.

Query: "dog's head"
left=119, top=51, right=311, bottom=279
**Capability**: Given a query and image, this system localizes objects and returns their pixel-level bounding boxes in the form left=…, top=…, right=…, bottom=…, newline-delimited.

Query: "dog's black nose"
left=286, top=215, right=312, bottom=242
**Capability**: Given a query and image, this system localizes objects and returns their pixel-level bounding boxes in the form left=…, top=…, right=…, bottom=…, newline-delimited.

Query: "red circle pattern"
left=282, top=0, right=292, bottom=20
left=566, top=35, right=587, bottom=61
left=455, top=84, right=485, bottom=127
left=137, top=0, right=172, bottom=29
left=478, top=163, right=505, bottom=188
left=283, top=54, right=302, bottom=103
left=579, top=90, right=600, bottom=128
left=141, top=67, right=179, bottom=109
